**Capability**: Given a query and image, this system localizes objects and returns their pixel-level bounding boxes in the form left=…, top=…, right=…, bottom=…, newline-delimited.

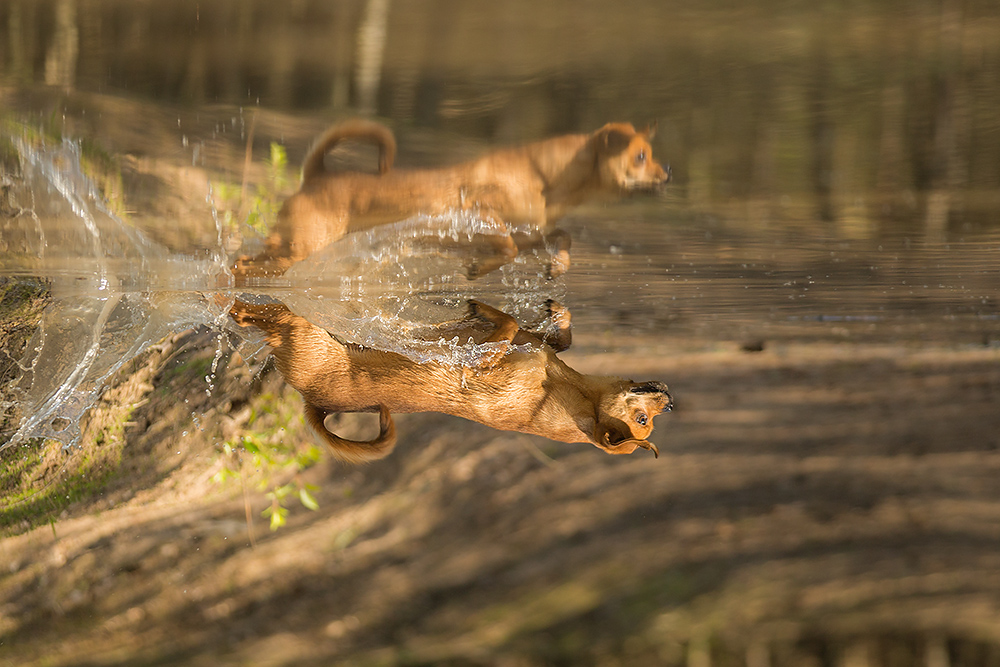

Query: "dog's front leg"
left=462, top=212, right=519, bottom=279
left=467, top=300, right=519, bottom=369
left=510, top=227, right=572, bottom=278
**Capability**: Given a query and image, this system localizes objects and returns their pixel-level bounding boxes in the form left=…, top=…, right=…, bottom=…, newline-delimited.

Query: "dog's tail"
left=304, top=403, right=397, bottom=464
left=301, top=119, right=397, bottom=183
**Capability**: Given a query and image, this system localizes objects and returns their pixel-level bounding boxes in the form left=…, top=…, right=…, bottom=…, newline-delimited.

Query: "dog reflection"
left=238, top=119, right=669, bottom=278
left=230, top=299, right=672, bottom=463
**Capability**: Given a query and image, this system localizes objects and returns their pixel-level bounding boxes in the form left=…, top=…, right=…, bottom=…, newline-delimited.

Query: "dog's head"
left=593, top=122, right=670, bottom=194
left=593, top=380, right=673, bottom=457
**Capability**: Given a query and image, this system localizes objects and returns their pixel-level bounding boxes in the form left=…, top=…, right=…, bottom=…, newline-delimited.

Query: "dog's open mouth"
left=623, top=173, right=670, bottom=193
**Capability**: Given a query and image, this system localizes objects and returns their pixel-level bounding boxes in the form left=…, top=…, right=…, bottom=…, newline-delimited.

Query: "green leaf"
left=266, top=483, right=294, bottom=501
left=295, top=446, right=321, bottom=469
left=261, top=504, right=289, bottom=531
left=299, top=487, right=319, bottom=511
left=268, top=507, right=287, bottom=531
left=269, top=142, right=289, bottom=189
left=211, top=468, right=237, bottom=485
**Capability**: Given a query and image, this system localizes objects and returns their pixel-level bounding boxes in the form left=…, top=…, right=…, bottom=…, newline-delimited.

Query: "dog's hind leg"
left=464, top=230, right=518, bottom=279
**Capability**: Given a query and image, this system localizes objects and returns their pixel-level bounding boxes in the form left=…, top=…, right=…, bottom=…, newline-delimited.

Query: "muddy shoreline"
left=1, top=328, right=999, bottom=665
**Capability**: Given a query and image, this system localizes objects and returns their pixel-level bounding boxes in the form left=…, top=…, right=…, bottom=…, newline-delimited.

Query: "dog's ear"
left=642, top=121, right=658, bottom=140
left=305, top=404, right=397, bottom=464
left=595, top=124, right=633, bottom=155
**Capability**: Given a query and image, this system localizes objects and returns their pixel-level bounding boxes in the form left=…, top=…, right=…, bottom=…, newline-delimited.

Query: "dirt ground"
left=2, top=327, right=1000, bottom=666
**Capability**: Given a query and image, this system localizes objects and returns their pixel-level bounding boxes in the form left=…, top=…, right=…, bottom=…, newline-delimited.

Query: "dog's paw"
left=544, top=229, right=572, bottom=279
left=547, top=249, right=570, bottom=279
left=546, top=299, right=571, bottom=328
left=543, top=299, right=573, bottom=352
left=466, top=299, right=487, bottom=319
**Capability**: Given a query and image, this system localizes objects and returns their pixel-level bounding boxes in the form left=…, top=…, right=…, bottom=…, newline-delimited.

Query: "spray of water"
left=0, top=129, right=564, bottom=453
left=1, top=134, right=232, bottom=451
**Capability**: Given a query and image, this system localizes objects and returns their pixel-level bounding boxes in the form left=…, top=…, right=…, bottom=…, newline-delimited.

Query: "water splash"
left=275, top=212, right=564, bottom=365
left=1, top=130, right=565, bottom=450
left=1, top=133, right=232, bottom=451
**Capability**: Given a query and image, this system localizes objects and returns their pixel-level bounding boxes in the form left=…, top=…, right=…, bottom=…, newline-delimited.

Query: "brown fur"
left=237, top=120, right=669, bottom=278
left=301, top=119, right=397, bottom=182
left=230, top=299, right=672, bottom=463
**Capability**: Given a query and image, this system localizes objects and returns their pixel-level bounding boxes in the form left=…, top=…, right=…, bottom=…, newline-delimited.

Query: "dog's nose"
left=630, top=381, right=673, bottom=411
left=662, top=164, right=672, bottom=183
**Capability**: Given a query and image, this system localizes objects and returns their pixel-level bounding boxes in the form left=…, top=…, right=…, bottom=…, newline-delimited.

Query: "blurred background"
left=5, top=0, right=1000, bottom=232
left=1, top=1, right=1000, bottom=666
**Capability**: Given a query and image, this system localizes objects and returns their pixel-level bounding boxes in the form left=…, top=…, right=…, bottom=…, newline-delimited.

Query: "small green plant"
left=212, top=391, right=322, bottom=531
left=214, top=141, right=290, bottom=237
left=0, top=433, right=128, bottom=536
left=262, top=479, right=320, bottom=531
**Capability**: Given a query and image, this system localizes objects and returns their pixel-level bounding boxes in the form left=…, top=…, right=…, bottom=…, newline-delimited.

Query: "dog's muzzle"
left=629, top=381, right=673, bottom=411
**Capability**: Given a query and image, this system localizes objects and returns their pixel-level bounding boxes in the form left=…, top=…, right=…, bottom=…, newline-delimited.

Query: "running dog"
left=230, top=299, right=672, bottom=463
left=237, top=119, right=669, bottom=278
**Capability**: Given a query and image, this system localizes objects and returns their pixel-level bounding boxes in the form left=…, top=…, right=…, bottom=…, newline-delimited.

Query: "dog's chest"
left=456, top=353, right=548, bottom=423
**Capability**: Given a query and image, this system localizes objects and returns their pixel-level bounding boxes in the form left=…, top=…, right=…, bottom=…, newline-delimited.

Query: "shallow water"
left=2, top=0, right=1000, bottom=664
left=566, top=207, right=1000, bottom=348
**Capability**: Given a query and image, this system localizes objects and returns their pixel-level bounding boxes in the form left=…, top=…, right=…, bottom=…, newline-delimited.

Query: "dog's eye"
left=635, top=150, right=646, bottom=165
left=635, top=412, right=648, bottom=426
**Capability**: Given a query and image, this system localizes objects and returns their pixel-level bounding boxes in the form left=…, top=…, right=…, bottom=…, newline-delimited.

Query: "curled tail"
left=305, top=403, right=397, bottom=464
left=301, top=119, right=397, bottom=183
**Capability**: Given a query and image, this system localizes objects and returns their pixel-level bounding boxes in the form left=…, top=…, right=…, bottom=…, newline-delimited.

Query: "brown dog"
left=230, top=299, right=672, bottom=463
left=239, top=119, right=669, bottom=277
